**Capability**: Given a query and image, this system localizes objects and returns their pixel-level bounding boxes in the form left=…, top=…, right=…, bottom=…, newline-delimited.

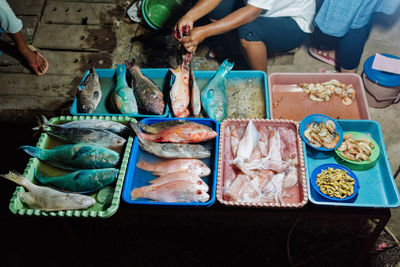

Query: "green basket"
left=334, top=131, right=380, bottom=171
left=142, top=0, right=182, bottom=30
left=8, top=115, right=137, bottom=218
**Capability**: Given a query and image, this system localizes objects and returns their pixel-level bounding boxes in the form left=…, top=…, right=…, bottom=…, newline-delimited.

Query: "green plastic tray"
left=8, top=115, right=136, bottom=218
left=334, top=131, right=380, bottom=171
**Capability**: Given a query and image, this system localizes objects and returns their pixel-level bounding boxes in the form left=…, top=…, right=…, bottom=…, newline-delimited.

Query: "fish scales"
left=77, top=66, right=102, bottom=113
left=112, top=64, right=138, bottom=114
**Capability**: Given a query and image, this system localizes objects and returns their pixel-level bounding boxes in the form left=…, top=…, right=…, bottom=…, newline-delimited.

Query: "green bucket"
left=142, top=0, right=182, bottom=30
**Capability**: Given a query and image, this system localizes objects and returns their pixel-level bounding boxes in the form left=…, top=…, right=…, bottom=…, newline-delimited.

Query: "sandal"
left=27, top=45, right=49, bottom=76
left=308, top=47, right=337, bottom=67
left=205, top=49, right=216, bottom=60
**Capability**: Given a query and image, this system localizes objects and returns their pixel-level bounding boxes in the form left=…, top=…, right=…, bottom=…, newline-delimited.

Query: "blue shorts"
left=206, top=0, right=310, bottom=53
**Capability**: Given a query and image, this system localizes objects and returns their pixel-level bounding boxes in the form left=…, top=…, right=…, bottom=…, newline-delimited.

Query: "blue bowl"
left=299, top=114, right=343, bottom=151
left=310, top=163, right=359, bottom=202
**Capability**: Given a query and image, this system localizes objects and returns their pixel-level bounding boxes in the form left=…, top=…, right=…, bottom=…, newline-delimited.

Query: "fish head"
left=102, top=152, right=120, bottom=167
left=110, top=135, right=127, bottom=148
left=188, top=145, right=211, bottom=158
left=194, top=178, right=209, bottom=192
left=193, top=161, right=211, bottom=176
left=69, top=194, right=96, bottom=208
left=80, top=102, right=95, bottom=114
left=191, top=188, right=210, bottom=202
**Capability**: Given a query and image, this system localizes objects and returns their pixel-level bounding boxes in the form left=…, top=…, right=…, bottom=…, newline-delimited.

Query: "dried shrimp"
left=304, top=120, right=339, bottom=149
left=316, top=167, right=355, bottom=199
left=337, top=133, right=374, bottom=161
left=299, top=79, right=356, bottom=105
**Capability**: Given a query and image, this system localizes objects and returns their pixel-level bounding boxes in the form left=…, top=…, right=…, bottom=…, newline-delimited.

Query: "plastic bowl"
left=310, top=163, right=359, bottom=202
left=299, top=114, right=343, bottom=151
left=142, top=0, right=182, bottom=30
left=334, top=131, right=380, bottom=171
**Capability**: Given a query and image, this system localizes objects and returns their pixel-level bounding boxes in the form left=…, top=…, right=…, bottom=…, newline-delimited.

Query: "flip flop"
left=308, top=47, right=336, bottom=67
left=27, top=45, right=49, bottom=76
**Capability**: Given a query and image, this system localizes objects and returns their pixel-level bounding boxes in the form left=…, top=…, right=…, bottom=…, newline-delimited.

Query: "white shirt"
left=247, top=0, right=316, bottom=33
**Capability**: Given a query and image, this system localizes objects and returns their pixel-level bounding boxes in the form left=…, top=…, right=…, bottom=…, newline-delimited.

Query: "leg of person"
left=0, top=0, right=48, bottom=75
left=308, top=26, right=340, bottom=67
left=238, top=16, right=310, bottom=72
left=338, top=22, right=372, bottom=73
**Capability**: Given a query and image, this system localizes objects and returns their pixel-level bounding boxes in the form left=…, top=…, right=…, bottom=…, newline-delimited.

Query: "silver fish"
left=125, top=58, right=165, bottom=115
left=130, top=122, right=210, bottom=159
left=0, top=170, right=95, bottom=211
left=77, top=66, right=102, bottom=113
left=61, top=119, right=130, bottom=137
left=34, top=116, right=126, bottom=149
left=190, top=69, right=201, bottom=116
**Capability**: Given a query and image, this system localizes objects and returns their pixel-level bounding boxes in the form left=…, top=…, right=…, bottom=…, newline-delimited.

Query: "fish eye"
left=197, top=181, right=202, bottom=185
left=196, top=190, right=202, bottom=195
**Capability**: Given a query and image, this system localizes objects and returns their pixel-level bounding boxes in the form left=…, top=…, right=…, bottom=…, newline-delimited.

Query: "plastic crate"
left=70, top=68, right=170, bottom=118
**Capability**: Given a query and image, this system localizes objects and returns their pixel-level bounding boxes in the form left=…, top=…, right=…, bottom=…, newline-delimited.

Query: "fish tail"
left=32, top=115, right=49, bottom=131
left=0, top=170, right=28, bottom=187
left=130, top=186, right=150, bottom=200
left=20, top=145, right=44, bottom=159
left=129, top=122, right=157, bottom=141
left=169, top=65, right=180, bottom=76
left=125, top=57, right=142, bottom=74
left=136, top=160, right=155, bottom=172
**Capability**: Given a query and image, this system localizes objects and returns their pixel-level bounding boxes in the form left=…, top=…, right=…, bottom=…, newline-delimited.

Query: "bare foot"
left=19, top=46, right=48, bottom=75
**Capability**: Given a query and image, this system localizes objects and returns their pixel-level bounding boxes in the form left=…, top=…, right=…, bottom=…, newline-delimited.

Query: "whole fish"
left=132, top=122, right=217, bottom=143
left=130, top=122, right=210, bottom=158
left=111, top=64, right=138, bottom=114
left=149, top=171, right=209, bottom=191
left=201, top=59, right=234, bottom=122
left=125, top=58, right=165, bottom=115
left=136, top=158, right=211, bottom=176
left=60, top=119, right=130, bottom=137
left=34, top=116, right=126, bottom=148
left=77, top=66, right=102, bottom=113
left=190, top=69, right=201, bottom=116
left=131, top=180, right=210, bottom=202
left=138, top=119, right=189, bottom=134
left=170, top=65, right=190, bottom=117
left=21, top=144, right=120, bottom=170
left=0, top=171, right=95, bottom=211
left=35, top=168, right=119, bottom=193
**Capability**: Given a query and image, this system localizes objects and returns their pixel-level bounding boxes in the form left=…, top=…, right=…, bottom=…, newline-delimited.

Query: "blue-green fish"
left=35, top=168, right=119, bottom=193
left=112, top=64, right=138, bottom=114
left=21, top=144, right=120, bottom=170
left=201, top=59, right=234, bottom=122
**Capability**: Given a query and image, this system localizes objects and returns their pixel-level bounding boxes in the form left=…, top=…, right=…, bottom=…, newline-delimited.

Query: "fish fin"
left=130, top=187, right=144, bottom=200
left=17, top=191, right=36, bottom=207
left=20, top=145, right=43, bottom=159
left=129, top=122, right=157, bottom=141
left=136, top=160, right=154, bottom=171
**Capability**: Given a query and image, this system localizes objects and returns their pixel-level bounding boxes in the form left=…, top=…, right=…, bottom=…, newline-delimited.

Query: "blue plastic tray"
left=169, top=70, right=270, bottom=119
left=304, top=119, right=400, bottom=207
left=122, top=118, right=219, bottom=206
left=70, top=68, right=170, bottom=118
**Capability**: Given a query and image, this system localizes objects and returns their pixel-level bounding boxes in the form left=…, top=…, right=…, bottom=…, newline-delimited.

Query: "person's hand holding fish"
left=180, top=27, right=208, bottom=53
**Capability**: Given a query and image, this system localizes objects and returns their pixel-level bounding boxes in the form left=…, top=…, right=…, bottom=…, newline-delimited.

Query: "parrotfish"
left=201, top=59, right=234, bottom=122
left=111, top=64, right=138, bottom=114
left=136, top=158, right=211, bottom=177
left=132, top=121, right=217, bottom=143
left=35, top=168, right=119, bottom=193
left=131, top=180, right=210, bottom=202
left=77, top=66, right=102, bottom=113
left=170, top=65, right=190, bottom=117
left=0, top=170, right=95, bottom=211
left=125, top=58, right=165, bottom=115
left=21, top=144, right=120, bottom=170
left=130, top=122, right=211, bottom=159
left=34, top=116, right=126, bottom=149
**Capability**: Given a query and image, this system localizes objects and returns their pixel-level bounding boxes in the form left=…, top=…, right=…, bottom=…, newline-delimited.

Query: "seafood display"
left=316, top=167, right=355, bottom=199
left=111, top=64, right=139, bottom=114
left=34, top=116, right=126, bottom=149
left=303, top=120, right=339, bottom=149
left=201, top=59, right=234, bottom=122
left=337, top=133, right=375, bottom=161
left=136, top=159, right=211, bottom=177
left=21, top=144, right=120, bottom=170
left=130, top=122, right=211, bottom=159
left=77, top=66, right=102, bottom=113
left=132, top=121, right=217, bottom=143
left=223, top=120, right=299, bottom=204
left=35, top=168, right=119, bottom=193
left=0, top=171, right=96, bottom=211
left=125, top=58, right=165, bottom=115
left=299, top=79, right=356, bottom=105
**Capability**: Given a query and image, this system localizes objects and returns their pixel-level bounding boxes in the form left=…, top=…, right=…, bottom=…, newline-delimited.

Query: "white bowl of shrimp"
left=300, top=114, right=343, bottom=151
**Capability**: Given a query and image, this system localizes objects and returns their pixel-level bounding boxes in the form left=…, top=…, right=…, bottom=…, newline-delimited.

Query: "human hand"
left=181, top=27, right=207, bottom=53
left=174, top=16, right=193, bottom=39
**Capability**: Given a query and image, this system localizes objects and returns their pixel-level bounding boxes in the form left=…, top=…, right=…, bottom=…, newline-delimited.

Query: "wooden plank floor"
left=0, top=0, right=129, bottom=124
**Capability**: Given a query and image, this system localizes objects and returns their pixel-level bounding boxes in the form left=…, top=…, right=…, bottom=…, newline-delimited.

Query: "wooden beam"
left=33, top=24, right=117, bottom=52
left=0, top=96, right=73, bottom=111
left=0, top=16, right=38, bottom=44
left=42, top=2, right=125, bottom=25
